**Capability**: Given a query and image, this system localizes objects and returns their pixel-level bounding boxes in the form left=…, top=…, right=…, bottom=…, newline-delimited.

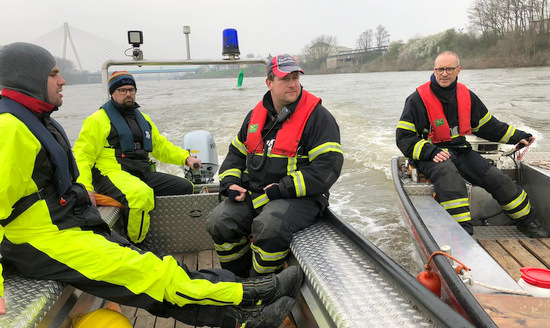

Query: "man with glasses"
left=396, top=51, right=548, bottom=238
left=73, top=71, right=200, bottom=243
left=0, top=44, right=301, bottom=327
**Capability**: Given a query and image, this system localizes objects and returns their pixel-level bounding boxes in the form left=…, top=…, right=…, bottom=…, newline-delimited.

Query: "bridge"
left=327, top=46, right=389, bottom=68
left=29, top=23, right=199, bottom=75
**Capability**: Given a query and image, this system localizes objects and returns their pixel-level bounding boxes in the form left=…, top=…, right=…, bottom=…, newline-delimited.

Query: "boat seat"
left=290, top=219, right=439, bottom=327
left=0, top=206, right=122, bottom=328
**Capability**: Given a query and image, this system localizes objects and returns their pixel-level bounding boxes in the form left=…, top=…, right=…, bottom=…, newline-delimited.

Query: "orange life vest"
left=245, top=90, right=320, bottom=157
left=417, top=81, right=472, bottom=143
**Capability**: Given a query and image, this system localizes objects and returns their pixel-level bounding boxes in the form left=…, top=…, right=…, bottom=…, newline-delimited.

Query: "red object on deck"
left=417, top=269, right=442, bottom=297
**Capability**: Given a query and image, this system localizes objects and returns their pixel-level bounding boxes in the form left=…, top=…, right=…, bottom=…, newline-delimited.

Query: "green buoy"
left=237, top=70, right=244, bottom=87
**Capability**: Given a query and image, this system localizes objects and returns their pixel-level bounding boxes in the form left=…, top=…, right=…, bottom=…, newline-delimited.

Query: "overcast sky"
left=2, top=0, right=474, bottom=70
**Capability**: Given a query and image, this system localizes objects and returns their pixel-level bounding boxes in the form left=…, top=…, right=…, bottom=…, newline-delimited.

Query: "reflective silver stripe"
left=217, top=244, right=251, bottom=263
left=472, top=112, right=492, bottom=132
left=252, top=194, right=269, bottom=209
left=252, top=260, right=284, bottom=274
left=286, top=156, right=297, bottom=175
left=412, top=139, right=428, bottom=160
left=452, top=212, right=472, bottom=223
left=251, top=243, right=289, bottom=261
left=232, top=135, right=247, bottom=155
left=219, top=168, right=242, bottom=181
left=214, top=236, right=248, bottom=252
left=291, top=171, right=306, bottom=197
left=309, top=142, right=343, bottom=161
left=502, top=190, right=527, bottom=211
left=397, top=120, right=416, bottom=133
left=508, top=202, right=531, bottom=219
left=499, top=126, right=516, bottom=143
left=441, top=198, right=469, bottom=210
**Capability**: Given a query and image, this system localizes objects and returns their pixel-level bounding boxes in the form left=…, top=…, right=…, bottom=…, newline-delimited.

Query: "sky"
left=1, top=0, right=474, bottom=71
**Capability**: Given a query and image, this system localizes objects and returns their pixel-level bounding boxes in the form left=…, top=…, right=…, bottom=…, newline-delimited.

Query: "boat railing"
left=100, top=58, right=268, bottom=102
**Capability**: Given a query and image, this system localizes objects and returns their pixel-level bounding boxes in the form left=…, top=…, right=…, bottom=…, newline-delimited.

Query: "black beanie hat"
left=108, top=71, right=136, bottom=95
left=0, top=42, right=56, bottom=103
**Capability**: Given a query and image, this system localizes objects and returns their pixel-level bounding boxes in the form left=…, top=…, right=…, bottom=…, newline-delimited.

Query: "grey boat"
left=392, top=137, right=550, bottom=327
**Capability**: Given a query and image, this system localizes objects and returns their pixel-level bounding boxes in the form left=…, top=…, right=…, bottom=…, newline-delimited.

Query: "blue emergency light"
left=222, top=28, right=240, bottom=59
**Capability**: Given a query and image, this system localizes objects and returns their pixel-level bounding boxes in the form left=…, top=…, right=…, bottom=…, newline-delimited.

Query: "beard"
left=123, top=99, right=135, bottom=109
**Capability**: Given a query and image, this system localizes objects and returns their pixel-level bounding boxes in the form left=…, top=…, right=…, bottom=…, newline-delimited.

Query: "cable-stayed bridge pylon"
left=32, top=22, right=129, bottom=73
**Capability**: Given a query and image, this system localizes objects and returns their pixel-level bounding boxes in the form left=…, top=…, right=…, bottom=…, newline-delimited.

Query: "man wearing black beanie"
left=73, top=69, right=200, bottom=244
left=0, top=42, right=301, bottom=327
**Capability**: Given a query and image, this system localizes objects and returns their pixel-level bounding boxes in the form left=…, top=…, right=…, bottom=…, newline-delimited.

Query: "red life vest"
left=245, top=90, right=321, bottom=157
left=417, top=82, right=472, bottom=143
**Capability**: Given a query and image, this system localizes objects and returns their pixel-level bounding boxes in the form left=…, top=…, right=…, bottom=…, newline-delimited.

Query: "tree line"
left=299, top=0, right=550, bottom=73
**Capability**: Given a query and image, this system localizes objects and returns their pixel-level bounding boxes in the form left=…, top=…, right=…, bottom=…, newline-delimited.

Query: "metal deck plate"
left=0, top=271, right=66, bottom=328
left=473, top=225, right=530, bottom=239
left=291, top=220, right=438, bottom=328
left=140, top=194, right=219, bottom=254
left=0, top=206, right=121, bottom=328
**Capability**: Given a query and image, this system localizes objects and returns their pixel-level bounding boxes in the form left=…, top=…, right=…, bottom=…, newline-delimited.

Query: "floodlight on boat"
left=127, top=30, right=143, bottom=60
left=222, top=28, right=240, bottom=60
left=128, top=31, right=143, bottom=47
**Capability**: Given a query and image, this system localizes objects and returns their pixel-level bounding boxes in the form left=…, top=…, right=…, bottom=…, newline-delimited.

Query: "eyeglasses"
left=434, top=66, right=458, bottom=74
left=117, top=87, right=136, bottom=95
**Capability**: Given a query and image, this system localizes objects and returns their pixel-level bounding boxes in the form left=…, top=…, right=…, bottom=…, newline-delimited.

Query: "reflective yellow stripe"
left=216, top=244, right=251, bottom=263
left=508, top=202, right=531, bottom=219
left=219, top=168, right=242, bottom=181
left=286, top=156, right=297, bottom=175
left=453, top=212, right=472, bottom=222
left=472, top=112, right=492, bottom=132
left=502, top=190, right=527, bottom=211
left=291, top=171, right=306, bottom=197
left=252, top=193, right=269, bottom=209
left=309, top=142, right=343, bottom=161
left=252, top=260, right=285, bottom=274
left=499, top=126, right=516, bottom=143
left=441, top=198, right=469, bottom=210
left=232, top=135, right=247, bottom=155
left=250, top=243, right=289, bottom=262
left=214, top=237, right=248, bottom=252
left=397, top=120, right=416, bottom=133
left=251, top=243, right=288, bottom=273
left=412, top=139, right=428, bottom=160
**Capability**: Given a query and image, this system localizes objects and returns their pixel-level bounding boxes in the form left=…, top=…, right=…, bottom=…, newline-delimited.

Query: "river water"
left=55, top=66, right=550, bottom=274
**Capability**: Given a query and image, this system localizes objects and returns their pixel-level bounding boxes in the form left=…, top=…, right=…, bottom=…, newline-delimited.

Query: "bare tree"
left=356, top=29, right=374, bottom=51
left=468, top=0, right=550, bottom=36
left=300, top=35, right=338, bottom=70
left=374, top=25, right=390, bottom=50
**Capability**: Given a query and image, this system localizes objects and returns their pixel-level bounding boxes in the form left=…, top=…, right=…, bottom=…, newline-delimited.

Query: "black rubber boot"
left=459, top=221, right=474, bottom=235
left=516, top=217, right=550, bottom=238
left=221, top=296, right=295, bottom=328
left=240, top=265, right=303, bottom=306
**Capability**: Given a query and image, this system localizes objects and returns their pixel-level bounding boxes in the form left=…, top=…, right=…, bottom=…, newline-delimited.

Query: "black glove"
left=227, top=189, right=241, bottom=201
left=265, top=184, right=282, bottom=200
left=517, top=133, right=533, bottom=150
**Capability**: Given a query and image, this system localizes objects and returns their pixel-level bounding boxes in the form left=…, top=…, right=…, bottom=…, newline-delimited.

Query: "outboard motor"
left=182, top=130, right=218, bottom=184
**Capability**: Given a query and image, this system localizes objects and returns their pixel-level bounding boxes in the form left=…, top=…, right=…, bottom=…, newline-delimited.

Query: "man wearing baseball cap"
left=73, top=71, right=200, bottom=244
left=208, top=54, right=344, bottom=277
left=0, top=42, right=302, bottom=328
